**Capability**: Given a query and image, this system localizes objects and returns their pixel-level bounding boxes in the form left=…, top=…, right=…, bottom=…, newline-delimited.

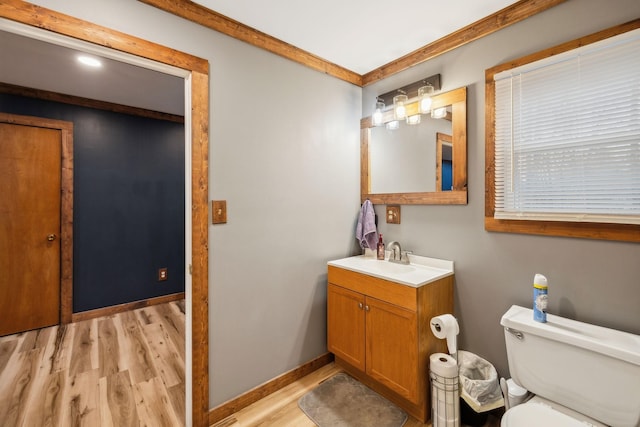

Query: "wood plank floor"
left=0, top=300, right=185, bottom=427
left=212, top=362, right=502, bottom=427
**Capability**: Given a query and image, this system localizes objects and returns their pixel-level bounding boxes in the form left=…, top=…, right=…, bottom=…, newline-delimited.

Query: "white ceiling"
left=193, top=0, right=519, bottom=74
left=0, top=1, right=519, bottom=115
left=0, top=29, right=185, bottom=115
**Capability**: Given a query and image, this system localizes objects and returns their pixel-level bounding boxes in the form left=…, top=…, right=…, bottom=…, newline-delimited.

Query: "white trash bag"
left=458, top=350, right=504, bottom=412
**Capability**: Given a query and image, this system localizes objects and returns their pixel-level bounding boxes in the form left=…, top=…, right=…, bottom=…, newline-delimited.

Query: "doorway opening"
left=0, top=11, right=209, bottom=426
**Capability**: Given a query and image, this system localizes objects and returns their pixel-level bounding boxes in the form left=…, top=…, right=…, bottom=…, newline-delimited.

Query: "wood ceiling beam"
left=362, top=0, right=568, bottom=86
left=139, top=0, right=566, bottom=88
left=138, top=0, right=363, bottom=86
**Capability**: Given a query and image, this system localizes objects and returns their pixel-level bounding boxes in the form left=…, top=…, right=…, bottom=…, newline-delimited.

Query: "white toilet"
left=500, top=305, right=640, bottom=427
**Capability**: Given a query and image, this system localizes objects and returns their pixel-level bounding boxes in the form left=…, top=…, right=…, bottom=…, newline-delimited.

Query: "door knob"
left=47, top=234, right=57, bottom=241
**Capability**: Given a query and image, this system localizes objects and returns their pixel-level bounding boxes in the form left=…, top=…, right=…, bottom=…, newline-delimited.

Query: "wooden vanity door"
left=365, top=297, right=418, bottom=402
left=327, top=284, right=366, bottom=371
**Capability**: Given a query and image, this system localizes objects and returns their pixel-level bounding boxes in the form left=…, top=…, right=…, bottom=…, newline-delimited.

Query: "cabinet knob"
left=358, top=302, right=363, bottom=310
left=365, top=305, right=370, bottom=311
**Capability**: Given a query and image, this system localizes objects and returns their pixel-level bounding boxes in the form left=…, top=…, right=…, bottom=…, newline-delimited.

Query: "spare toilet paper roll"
left=430, top=352, right=458, bottom=378
left=430, top=353, right=460, bottom=427
left=430, top=314, right=460, bottom=355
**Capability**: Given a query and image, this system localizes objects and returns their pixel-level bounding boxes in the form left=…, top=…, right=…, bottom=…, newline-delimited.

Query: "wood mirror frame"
left=361, top=86, right=467, bottom=205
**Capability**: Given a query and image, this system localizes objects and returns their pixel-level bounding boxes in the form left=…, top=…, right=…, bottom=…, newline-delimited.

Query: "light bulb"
left=372, top=99, right=385, bottom=126
left=393, top=93, right=408, bottom=120
left=77, top=55, right=102, bottom=68
left=418, top=84, right=434, bottom=114
left=406, top=114, right=421, bottom=125
left=386, top=120, right=400, bottom=130
left=431, top=107, right=447, bottom=119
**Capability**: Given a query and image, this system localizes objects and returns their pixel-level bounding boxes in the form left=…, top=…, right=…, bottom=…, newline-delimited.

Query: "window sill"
left=484, top=217, right=640, bottom=242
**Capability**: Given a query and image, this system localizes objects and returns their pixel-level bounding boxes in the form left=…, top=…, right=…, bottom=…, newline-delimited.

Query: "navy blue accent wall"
left=1, top=94, right=185, bottom=312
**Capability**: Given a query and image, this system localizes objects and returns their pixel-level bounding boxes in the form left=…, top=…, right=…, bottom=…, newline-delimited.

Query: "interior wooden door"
left=0, top=120, right=63, bottom=336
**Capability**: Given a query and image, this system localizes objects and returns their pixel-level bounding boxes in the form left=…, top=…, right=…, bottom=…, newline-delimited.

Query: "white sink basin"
left=328, top=254, right=454, bottom=287
left=359, top=258, right=416, bottom=275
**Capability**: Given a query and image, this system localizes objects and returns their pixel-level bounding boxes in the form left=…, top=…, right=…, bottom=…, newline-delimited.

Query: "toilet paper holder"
left=430, top=314, right=460, bottom=359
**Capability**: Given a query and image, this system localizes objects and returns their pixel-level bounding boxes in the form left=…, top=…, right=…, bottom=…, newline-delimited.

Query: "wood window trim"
left=484, top=19, right=640, bottom=243
left=0, top=1, right=210, bottom=425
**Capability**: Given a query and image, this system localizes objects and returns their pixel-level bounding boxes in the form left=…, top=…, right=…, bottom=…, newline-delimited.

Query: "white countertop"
left=328, top=253, right=454, bottom=287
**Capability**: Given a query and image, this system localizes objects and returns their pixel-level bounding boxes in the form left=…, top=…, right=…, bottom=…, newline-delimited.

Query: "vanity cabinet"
left=327, top=264, right=453, bottom=423
left=327, top=284, right=366, bottom=371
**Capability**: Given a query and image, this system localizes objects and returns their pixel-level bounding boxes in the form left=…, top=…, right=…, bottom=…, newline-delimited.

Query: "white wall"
left=26, top=0, right=362, bottom=407
left=362, top=0, right=640, bottom=377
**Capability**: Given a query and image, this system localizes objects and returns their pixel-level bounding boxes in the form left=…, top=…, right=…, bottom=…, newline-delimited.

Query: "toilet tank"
left=501, top=305, right=640, bottom=427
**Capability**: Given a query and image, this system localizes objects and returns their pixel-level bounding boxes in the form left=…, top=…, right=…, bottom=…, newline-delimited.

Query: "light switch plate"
left=212, top=200, right=227, bottom=224
left=386, top=205, right=401, bottom=224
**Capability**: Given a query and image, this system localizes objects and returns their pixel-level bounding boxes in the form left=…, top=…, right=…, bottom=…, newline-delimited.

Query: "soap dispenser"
left=377, top=234, right=385, bottom=260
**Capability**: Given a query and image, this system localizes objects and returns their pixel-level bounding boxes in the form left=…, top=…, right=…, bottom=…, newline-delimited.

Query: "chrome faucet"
left=387, top=241, right=411, bottom=264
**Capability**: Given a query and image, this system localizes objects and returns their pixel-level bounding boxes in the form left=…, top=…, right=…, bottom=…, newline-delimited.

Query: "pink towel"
left=356, top=200, right=378, bottom=250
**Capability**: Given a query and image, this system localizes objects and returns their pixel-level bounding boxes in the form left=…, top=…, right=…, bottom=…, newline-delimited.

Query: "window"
left=485, top=22, right=640, bottom=242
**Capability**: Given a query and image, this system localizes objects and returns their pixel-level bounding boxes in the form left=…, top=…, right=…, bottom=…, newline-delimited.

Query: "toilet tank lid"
left=500, top=305, right=640, bottom=366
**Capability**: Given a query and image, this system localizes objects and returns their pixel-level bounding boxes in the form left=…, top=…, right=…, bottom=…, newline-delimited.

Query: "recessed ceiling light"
left=77, top=55, right=102, bottom=68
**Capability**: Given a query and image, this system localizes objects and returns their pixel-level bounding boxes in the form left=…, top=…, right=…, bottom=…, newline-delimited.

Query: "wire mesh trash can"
left=430, top=353, right=460, bottom=427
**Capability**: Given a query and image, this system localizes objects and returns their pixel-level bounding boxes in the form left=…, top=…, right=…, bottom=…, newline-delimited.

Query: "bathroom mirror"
left=361, top=86, right=467, bottom=205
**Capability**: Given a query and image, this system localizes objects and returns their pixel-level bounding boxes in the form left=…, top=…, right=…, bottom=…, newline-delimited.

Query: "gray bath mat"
left=298, top=373, right=408, bottom=427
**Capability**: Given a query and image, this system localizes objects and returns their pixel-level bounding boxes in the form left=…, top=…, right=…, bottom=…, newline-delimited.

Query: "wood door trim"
left=0, top=1, right=208, bottom=74
left=0, top=112, right=73, bottom=324
left=436, top=132, right=452, bottom=193
left=0, top=3, right=210, bottom=425
left=0, top=83, right=185, bottom=124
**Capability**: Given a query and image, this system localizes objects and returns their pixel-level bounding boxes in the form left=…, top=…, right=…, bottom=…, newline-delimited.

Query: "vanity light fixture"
left=418, top=83, right=435, bottom=114
left=393, top=90, right=408, bottom=120
left=406, top=114, right=421, bottom=125
left=373, top=74, right=441, bottom=128
left=77, top=55, right=102, bottom=68
left=372, top=98, right=385, bottom=127
left=375, top=74, right=440, bottom=108
left=431, top=107, right=447, bottom=119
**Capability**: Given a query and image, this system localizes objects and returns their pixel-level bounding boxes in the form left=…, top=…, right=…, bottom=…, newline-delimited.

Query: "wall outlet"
left=158, top=267, right=168, bottom=281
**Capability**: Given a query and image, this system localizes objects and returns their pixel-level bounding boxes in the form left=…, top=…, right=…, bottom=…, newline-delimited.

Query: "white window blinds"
left=493, top=28, right=640, bottom=225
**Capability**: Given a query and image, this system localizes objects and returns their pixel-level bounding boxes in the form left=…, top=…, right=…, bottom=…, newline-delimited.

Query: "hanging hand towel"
left=356, top=200, right=378, bottom=250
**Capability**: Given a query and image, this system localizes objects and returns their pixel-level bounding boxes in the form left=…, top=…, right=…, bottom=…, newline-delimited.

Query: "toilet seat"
left=501, top=398, right=605, bottom=427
